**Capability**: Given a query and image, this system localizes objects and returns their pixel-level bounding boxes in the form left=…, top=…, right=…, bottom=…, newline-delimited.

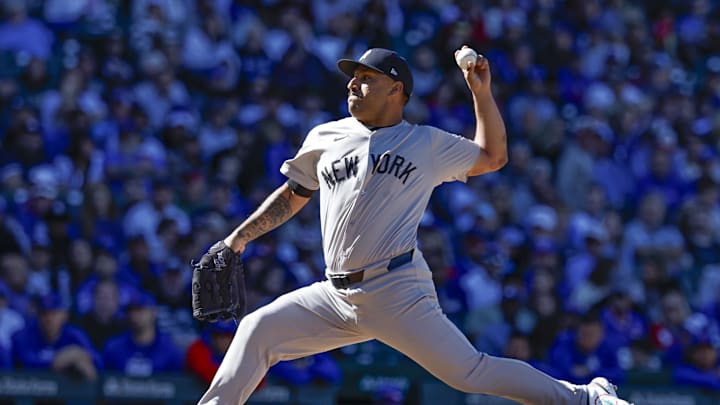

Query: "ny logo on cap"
left=390, top=67, right=398, bottom=76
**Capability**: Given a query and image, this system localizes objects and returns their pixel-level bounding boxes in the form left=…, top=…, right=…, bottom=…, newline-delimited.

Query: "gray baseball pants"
left=197, top=251, right=589, bottom=405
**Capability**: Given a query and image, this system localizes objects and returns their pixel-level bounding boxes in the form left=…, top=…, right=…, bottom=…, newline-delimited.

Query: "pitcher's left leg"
left=365, top=276, right=587, bottom=405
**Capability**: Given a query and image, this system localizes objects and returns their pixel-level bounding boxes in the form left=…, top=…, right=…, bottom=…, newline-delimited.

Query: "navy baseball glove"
left=191, top=241, right=246, bottom=322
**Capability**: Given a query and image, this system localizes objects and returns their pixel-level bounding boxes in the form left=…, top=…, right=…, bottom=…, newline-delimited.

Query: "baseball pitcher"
left=191, top=47, right=632, bottom=405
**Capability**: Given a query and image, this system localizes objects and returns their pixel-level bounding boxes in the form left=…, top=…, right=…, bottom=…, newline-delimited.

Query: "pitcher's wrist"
left=224, top=234, right=246, bottom=254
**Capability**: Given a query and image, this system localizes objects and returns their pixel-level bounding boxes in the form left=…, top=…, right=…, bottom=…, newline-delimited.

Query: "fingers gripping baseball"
left=454, top=45, right=491, bottom=94
left=191, top=241, right=247, bottom=322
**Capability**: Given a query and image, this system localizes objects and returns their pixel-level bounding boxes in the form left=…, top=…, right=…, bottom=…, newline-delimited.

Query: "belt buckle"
left=331, top=275, right=350, bottom=289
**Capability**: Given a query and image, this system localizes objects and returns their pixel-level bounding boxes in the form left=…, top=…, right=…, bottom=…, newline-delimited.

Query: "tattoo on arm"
left=236, top=189, right=293, bottom=243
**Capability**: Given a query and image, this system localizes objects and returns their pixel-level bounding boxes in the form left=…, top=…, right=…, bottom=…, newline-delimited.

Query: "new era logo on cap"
left=337, top=48, right=414, bottom=97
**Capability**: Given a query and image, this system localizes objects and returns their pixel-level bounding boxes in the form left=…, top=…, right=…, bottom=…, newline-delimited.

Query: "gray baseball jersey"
left=281, top=117, right=481, bottom=273
left=198, top=118, right=593, bottom=405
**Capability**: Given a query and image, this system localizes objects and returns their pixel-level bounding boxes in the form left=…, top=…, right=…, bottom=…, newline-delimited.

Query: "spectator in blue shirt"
left=154, top=257, right=195, bottom=350
left=122, top=179, right=190, bottom=263
left=650, top=288, right=720, bottom=366
left=102, top=292, right=182, bottom=376
left=673, top=339, right=720, bottom=391
left=599, top=291, right=648, bottom=349
left=78, top=182, right=124, bottom=257
left=679, top=206, right=720, bottom=271
left=634, top=144, right=689, bottom=212
left=0, top=0, right=54, bottom=60
left=116, top=235, right=162, bottom=297
left=563, top=223, right=610, bottom=299
left=0, top=252, right=34, bottom=318
left=619, top=191, right=685, bottom=281
left=548, top=315, right=625, bottom=384
left=75, top=246, right=137, bottom=315
left=73, top=279, right=127, bottom=351
left=11, top=293, right=99, bottom=379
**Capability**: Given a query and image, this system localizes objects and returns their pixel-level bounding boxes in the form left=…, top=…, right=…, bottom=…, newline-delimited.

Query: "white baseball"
left=455, top=47, right=478, bottom=70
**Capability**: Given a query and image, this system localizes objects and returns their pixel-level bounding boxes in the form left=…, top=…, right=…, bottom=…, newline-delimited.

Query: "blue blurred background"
left=0, top=0, right=719, bottom=404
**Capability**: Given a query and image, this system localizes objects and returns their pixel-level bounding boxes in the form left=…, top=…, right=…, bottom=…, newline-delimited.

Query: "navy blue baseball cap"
left=338, top=48, right=414, bottom=98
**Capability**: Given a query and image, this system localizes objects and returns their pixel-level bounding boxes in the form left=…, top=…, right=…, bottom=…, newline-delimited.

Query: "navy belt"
left=329, top=250, right=414, bottom=289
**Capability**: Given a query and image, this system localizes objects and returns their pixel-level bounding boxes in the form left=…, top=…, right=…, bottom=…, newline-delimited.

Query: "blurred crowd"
left=0, top=0, right=720, bottom=398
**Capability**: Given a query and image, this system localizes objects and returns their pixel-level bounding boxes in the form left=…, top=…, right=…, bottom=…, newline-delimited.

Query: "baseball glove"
left=191, top=241, right=246, bottom=322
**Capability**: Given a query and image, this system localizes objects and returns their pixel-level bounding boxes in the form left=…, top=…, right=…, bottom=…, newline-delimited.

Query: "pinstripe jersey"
left=281, top=117, right=480, bottom=275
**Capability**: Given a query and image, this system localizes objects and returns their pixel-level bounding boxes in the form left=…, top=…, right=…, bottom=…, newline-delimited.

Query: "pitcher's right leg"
left=197, top=281, right=367, bottom=405
left=376, top=298, right=588, bottom=404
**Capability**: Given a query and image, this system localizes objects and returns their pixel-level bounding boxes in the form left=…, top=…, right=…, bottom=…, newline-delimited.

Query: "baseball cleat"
left=587, top=377, right=633, bottom=405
